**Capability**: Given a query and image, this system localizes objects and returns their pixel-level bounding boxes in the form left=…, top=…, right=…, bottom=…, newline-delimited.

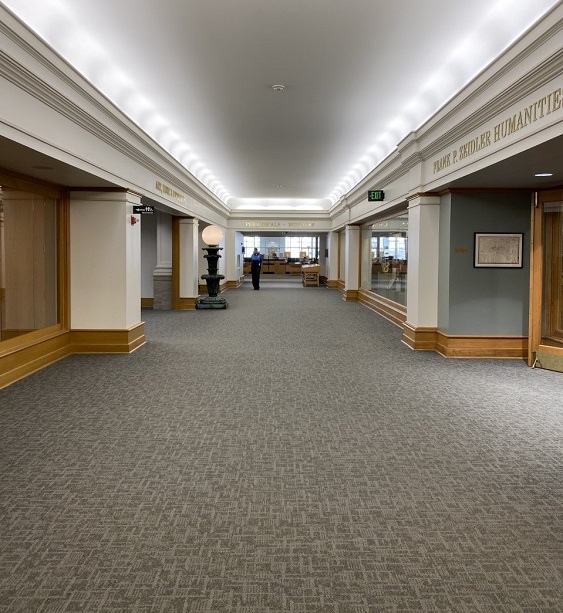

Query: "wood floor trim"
left=435, top=332, right=527, bottom=358
left=401, top=324, right=438, bottom=350
left=358, top=289, right=407, bottom=328
left=0, top=331, right=71, bottom=389
left=70, top=323, right=146, bottom=353
left=174, top=297, right=198, bottom=310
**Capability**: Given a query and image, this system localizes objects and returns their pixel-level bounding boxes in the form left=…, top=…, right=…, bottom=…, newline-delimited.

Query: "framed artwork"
left=474, top=232, right=524, bottom=268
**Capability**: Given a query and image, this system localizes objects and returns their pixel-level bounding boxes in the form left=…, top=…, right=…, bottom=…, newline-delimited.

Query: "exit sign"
left=368, top=190, right=385, bottom=202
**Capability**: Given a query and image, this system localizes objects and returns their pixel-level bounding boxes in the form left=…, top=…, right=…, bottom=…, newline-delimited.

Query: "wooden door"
left=529, top=189, right=563, bottom=370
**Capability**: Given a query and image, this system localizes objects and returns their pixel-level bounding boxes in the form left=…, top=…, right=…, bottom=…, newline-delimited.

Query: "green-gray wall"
left=438, top=192, right=530, bottom=335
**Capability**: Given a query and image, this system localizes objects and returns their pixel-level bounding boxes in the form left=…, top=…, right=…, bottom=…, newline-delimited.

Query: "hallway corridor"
left=1, top=286, right=563, bottom=612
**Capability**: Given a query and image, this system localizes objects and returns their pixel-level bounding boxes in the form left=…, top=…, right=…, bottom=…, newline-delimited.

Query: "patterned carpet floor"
left=1, top=278, right=563, bottom=612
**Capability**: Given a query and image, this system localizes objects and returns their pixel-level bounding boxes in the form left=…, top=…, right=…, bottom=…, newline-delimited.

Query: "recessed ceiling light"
left=535, top=172, right=553, bottom=177
left=271, top=84, right=285, bottom=91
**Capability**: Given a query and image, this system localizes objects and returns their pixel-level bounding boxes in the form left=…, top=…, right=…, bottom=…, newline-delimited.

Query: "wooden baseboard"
left=402, top=324, right=527, bottom=358
left=436, top=332, right=527, bottom=358
left=225, top=279, right=244, bottom=289
left=198, top=283, right=228, bottom=294
left=343, top=289, right=360, bottom=301
left=359, top=289, right=407, bottom=328
left=0, top=330, right=71, bottom=389
left=401, top=323, right=437, bottom=350
left=141, top=298, right=154, bottom=308
left=1, top=323, right=147, bottom=389
left=174, top=297, right=198, bottom=310
left=70, top=322, right=146, bottom=353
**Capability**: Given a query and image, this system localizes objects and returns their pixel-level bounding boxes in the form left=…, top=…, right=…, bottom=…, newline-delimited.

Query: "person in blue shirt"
left=250, top=247, right=263, bottom=290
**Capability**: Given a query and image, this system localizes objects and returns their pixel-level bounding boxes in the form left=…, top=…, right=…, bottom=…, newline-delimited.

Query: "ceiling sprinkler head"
left=272, top=84, right=285, bottom=91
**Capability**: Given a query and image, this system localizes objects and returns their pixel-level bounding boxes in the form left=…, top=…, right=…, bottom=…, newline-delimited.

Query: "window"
left=361, top=214, right=408, bottom=307
left=243, top=235, right=319, bottom=260
left=0, top=186, right=59, bottom=342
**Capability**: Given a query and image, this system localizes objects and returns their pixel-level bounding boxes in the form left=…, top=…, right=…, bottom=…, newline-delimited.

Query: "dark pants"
left=251, top=264, right=261, bottom=289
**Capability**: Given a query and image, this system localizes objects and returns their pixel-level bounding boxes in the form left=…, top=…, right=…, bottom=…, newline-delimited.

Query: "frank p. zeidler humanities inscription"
left=433, top=86, right=562, bottom=174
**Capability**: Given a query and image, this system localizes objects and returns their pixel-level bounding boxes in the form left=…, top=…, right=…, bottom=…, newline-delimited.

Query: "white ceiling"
left=1, top=0, right=560, bottom=211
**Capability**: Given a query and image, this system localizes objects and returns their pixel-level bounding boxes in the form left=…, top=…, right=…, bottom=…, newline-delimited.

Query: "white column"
left=344, top=225, right=360, bottom=292
left=70, top=190, right=142, bottom=330
left=153, top=211, right=173, bottom=309
left=179, top=218, right=199, bottom=299
left=406, top=195, right=441, bottom=328
left=327, top=231, right=340, bottom=284
left=225, top=228, right=243, bottom=284
left=155, top=211, right=172, bottom=274
left=318, top=233, right=327, bottom=278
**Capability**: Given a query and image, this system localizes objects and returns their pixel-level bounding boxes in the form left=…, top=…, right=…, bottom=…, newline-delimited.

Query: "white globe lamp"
left=202, top=225, right=223, bottom=246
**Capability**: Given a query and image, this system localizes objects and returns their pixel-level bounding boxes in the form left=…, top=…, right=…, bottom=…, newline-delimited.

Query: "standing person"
left=250, top=247, right=263, bottom=290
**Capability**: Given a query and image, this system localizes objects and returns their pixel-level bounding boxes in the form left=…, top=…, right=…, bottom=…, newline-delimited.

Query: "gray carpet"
left=1, top=277, right=563, bottom=612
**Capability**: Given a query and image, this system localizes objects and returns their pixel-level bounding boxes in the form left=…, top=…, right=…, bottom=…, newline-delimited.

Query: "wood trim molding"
left=141, top=298, right=154, bottom=308
left=358, top=289, right=407, bottom=328
left=70, top=322, right=146, bottom=353
left=174, top=297, right=198, bottom=311
left=343, top=289, right=360, bottom=301
left=1, top=323, right=147, bottom=388
left=0, top=17, right=229, bottom=218
left=401, top=323, right=438, bottom=351
left=436, top=332, right=527, bottom=358
left=336, top=280, right=345, bottom=292
left=199, top=282, right=229, bottom=293
left=225, top=279, right=244, bottom=289
left=326, top=279, right=339, bottom=289
left=0, top=331, right=71, bottom=389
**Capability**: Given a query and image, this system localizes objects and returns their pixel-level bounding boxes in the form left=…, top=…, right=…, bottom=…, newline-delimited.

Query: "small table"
left=302, top=264, right=320, bottom=286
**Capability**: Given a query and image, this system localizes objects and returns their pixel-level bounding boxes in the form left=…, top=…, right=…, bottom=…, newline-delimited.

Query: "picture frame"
left=474, top=232, right=523, bottom=268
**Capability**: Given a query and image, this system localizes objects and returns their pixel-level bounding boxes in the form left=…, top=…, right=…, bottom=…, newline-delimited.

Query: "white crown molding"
left=0, top=13, right=231, bottom=220
left=228, top=209, right=331, bottom=221
left=335, top=6, right=563, bottom=218
left=419, top=48, right=563, bottom=161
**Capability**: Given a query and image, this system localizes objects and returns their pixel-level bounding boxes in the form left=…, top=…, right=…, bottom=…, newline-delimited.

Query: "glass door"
left=529, top=189, right=563, bottom=370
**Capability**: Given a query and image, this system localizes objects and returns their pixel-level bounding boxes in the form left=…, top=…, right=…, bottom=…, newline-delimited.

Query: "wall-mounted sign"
left=155, top=180, right=185, bottom=203
left=133, top=205, right=154, bottom=214
left=244, top=221, right=316, bottom=228
left=368, top=190, right=385, bottom=202
left=432, top=83, right=563, bottom=175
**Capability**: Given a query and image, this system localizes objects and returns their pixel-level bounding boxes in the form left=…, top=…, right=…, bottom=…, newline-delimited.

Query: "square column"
left=225, top=228, right=244, bottom=287
left=173, top=218, right=199, bottom=310
left=153, top=211, right=172, bottom=310
left=344, top=225, right=360, bottom=299
left=69, top=190, right=144, bottom=352
left=404, top=195, right=440, bottom=346
left=326, top=231, right=340, bottom=287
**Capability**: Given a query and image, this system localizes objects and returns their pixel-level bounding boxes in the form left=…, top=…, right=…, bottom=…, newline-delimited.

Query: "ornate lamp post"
left=196, top=225, right=228, bottom=309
